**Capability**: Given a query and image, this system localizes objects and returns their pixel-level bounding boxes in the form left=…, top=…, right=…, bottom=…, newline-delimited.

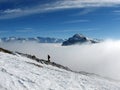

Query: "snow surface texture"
left=0, top=52, right=120, bottom=90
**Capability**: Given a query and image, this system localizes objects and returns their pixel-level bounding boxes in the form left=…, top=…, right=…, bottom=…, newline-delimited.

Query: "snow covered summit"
left=62, top=34, right=99, bottom=46
left=0, top=48, right=120, bottom=90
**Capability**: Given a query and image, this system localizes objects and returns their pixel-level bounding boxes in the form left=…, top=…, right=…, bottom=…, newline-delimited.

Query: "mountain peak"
left=73, top=34, right=85, bottom=38
left=62, top=33, right=99, bottom=46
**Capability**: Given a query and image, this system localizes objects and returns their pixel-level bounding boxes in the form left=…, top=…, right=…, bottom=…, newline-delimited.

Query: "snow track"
left=0, top=52, right=120, bottom=90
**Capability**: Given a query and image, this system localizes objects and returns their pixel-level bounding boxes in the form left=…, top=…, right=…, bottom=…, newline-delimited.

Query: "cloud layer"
left=1, top=40, right=120, bottom=80
left=0, top=0, right=120, bottom=19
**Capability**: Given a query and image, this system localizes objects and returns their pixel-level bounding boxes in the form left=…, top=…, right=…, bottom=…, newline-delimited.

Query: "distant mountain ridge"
left=0, top=34, right=101, bottom=45
left=62, top=34, right=100, bottom=46
left=0, top=37, right=65, bottom=43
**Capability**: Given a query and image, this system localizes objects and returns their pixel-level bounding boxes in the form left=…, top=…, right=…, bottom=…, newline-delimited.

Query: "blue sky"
left=0, top=0, right=120, bottom=39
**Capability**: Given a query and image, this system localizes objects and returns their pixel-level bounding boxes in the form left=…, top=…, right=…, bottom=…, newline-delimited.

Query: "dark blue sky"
left=0, top=0, right=120, bottom=39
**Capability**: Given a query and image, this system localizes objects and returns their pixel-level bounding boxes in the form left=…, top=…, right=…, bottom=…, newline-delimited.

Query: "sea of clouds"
left=0, top=40, right=120, bottom=80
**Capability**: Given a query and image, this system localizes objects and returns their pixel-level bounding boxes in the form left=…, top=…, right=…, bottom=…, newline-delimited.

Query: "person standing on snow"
left=47, top=55, right=50, bottom=62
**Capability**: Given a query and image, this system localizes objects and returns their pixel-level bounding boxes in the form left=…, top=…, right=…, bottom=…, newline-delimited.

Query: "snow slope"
left=0, top=51, right=120, bottom=90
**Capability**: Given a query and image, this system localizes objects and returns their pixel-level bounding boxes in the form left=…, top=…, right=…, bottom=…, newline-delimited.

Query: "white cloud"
left=63, top=20, right=89, bottom=24
left=15, top=28, right=33, bottom=33
left=113, top=10, right=120, bottom=14
left=54, top=28, right=98, bottom=33
left=0, top=0, right=16, bottom=3
left=114, top=10, right=120, bottom=12
left=3, top=9, right=22, bottom=14
left=0, top=0, right=120, bottom=19
left=0, top=30, right=8, bottom=33
left=51, top=0, right=120, bottom=9
left=16, top=30, right=33, bottom=33
left=1, top=40, right=120, bottom=80
left=113, top=10, right=120, bottom=16
left=24, top=28, right=33, bottom=30
left=72, top=8, right=97, bottom=16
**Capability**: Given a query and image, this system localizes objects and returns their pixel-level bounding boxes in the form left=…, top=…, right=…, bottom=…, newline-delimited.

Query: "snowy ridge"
left=0, top=49, right=120, bottom=90
left=0, top=37, right=64, bottom=43
left=16, top=52, right=72, bottom=72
